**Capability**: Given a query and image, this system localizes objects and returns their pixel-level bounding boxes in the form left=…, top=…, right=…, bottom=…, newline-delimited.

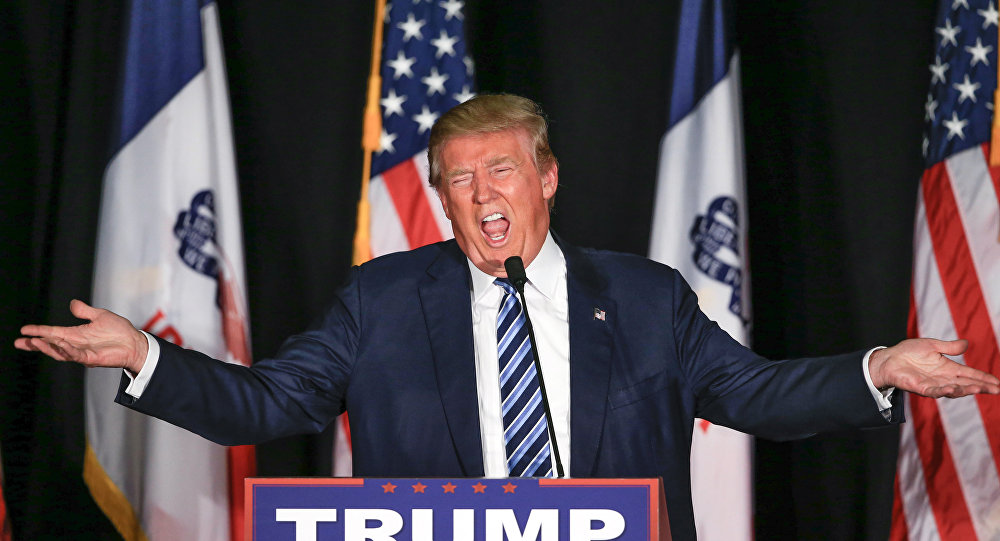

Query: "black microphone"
left=503, top=256, right=565, bottom=478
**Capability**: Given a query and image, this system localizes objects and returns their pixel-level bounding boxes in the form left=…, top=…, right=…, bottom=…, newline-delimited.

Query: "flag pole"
left=353, top=0, right=387, bottom=265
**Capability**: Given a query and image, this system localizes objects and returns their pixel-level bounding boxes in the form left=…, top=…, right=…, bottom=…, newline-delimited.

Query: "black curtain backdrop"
left=0, top=1, right=937, bottom=539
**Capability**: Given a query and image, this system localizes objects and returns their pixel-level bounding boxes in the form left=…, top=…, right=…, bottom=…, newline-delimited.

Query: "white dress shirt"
left=468, top=232, right=571, bottom=477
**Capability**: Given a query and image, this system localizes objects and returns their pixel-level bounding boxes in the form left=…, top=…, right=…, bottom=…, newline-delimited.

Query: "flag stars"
left=387, top=50, right=417, bottom=80
left=397, top=13, right=426, bottom=42
left=439, top=0, right=464, bottom=21
left=953, top=74, right=981, bottom=103
left=953, top=0, right=969, bottom=9
left=965, top=37, right=993, bottom=66
left=979, top=2, right=999, bottom=28
left=378, top=129, right=398, bottom=154
left=453, top=84, right=475, bottom=104
left=930, top=55, right=949, bottom=84
left=943, top=111, right=969, bottom=140
left=463, top=55, right=475, bottom=77
left=381, top=88, right=407, bottom=117
left=925, top=93, right=938, bottom=122
left=431, top=29, right=458, bottom=58
left=421, top=66, right=450, bottom=95
left=936, top=19, right=961, bottom=47
left=413, top=105, right=440, bottom=134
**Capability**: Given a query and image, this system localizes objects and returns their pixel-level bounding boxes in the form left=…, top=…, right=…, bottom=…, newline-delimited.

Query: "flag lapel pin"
left=593, top=307, right=606, bottom=321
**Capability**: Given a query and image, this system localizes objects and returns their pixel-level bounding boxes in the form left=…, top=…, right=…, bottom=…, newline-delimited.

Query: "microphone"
left=503, top=256, right=565, bottom=478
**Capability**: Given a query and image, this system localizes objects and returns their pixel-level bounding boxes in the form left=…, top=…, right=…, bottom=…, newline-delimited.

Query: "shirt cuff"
left=863, top=346, right=895, bottom=414
left=123, top=331, right=161, bottom=398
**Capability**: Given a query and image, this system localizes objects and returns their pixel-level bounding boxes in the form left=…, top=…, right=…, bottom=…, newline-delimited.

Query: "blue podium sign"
left=246, top=478, right=669, bottom=540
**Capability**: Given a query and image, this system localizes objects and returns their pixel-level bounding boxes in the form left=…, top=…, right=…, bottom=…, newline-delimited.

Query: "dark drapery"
left=0, top=1, right=936, bottom=539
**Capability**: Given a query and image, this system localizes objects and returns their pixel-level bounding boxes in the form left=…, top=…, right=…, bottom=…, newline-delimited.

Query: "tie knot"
left=494, top=277, right=517, bottom=295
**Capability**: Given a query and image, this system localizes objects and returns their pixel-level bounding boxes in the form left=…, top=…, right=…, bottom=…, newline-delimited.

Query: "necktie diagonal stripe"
left=495, top=278, right=554, bottom=478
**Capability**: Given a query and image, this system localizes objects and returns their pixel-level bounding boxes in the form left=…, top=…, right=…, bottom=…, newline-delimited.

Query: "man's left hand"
left=869, top=338, right=1000, bottom=398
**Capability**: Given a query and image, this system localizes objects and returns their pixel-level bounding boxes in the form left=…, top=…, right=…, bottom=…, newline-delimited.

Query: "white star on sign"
left=965, top=37, right=993, bottom=66
left=439, top=0, right=464, bottom=21
left=453, top=84, right=475, bottom=104
left=431, top=30, right=458, bottom=59
left=943, top=111, right=968, bottom=140
left=421, top=66, right=450, bottom=96
left=930, top=56, right=949, bottom=84
left=387, top=51, right=416, bottom=80
left=378, top=129, right=398, bottom=154
left=397, top=13, right=426, bottom=42
left=979, top=2, right=1000, bottom=28
left=381, top=88, right=407, bottom=117
left=413, top=105, right=440, bottom=134
left=936, top=18, right=961, bottom=47
left=925, top=94, right=938, bottom=122
left=953, top=74, right=981, bottom=103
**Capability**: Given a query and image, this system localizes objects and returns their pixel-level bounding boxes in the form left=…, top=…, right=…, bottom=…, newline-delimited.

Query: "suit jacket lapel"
left=561, top=242, right=616, bottom=478
left=418, top=241, right=485, bottom=476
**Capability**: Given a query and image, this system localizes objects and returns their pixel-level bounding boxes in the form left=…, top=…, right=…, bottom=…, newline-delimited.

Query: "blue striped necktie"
left=494, top=278, right=554, bottom=478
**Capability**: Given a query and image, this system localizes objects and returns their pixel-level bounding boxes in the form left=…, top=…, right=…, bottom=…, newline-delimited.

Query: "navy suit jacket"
left=117, top=237, right=901, bottom=540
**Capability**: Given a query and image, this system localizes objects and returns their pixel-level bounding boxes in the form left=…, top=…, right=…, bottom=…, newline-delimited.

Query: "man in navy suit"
left=17, top=94, right=1000, bottom=539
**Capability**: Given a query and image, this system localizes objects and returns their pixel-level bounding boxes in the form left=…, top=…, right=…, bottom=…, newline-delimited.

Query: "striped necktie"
left=494, top=278, right=554, bottom=478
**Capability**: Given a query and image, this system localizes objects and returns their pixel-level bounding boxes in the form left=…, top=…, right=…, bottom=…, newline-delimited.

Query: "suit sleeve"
left=669, top=269, right=902, bottom=440
left=114, top=267, right=364, bottom=446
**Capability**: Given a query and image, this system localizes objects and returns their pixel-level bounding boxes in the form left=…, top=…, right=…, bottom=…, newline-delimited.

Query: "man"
left=16, top=94, right=1000, bottom=539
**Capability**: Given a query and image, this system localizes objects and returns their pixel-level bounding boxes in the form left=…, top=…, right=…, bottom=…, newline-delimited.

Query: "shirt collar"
left=468, top=232, right=565, bottom=303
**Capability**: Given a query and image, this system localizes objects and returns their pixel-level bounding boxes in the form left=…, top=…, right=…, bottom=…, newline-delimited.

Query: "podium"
left=246, top=477, right=670, bottom=540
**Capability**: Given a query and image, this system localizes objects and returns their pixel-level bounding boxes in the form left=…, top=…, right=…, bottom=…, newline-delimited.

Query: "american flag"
left=333, top=0, right=473, bottom=476
left=369, top=0, right=472, bottom=257
left=892, top=1, right=1000, bottom=539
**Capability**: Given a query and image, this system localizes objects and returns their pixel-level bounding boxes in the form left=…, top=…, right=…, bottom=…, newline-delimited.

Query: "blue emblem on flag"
left=690, top=196, right=744, bottom=319
left=174, top=190, right=219, bottom=279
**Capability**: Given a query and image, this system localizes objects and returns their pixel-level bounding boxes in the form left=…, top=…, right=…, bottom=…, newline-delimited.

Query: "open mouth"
left=481, top=212, right=510, bottom=243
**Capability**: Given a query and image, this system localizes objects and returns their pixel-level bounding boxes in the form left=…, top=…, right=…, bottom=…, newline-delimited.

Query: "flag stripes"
left=922, top=156, right=1000, bottom=460
left=896, top=140, right=1000, bottom=538
left=380, top=160, right=445, bottom=250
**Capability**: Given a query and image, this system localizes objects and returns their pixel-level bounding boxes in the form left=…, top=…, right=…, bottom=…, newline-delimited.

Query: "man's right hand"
left=15, top=299, right=148, bottom=375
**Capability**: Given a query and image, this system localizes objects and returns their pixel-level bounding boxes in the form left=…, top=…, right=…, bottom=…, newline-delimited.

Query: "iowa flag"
left=647, top=0, right=753, bottom=539
left=335, top=0, right=473, bottom=476
left=85, top=1, right=253, bottom=539
left=892, top=1, right=1000, bottom=539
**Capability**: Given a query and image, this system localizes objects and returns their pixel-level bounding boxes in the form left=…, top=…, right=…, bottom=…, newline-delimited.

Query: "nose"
left=472, top=176, right=494, bottom=203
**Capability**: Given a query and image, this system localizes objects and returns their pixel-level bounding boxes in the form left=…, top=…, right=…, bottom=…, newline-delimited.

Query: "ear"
left=541, top=163, right=558, bottom=201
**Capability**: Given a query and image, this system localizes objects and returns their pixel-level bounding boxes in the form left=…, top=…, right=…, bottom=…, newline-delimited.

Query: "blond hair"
left=427, top=94, right=558, bottom=188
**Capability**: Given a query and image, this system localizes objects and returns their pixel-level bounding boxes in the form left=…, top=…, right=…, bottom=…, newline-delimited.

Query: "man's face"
left=436, top=129, right=558, bottom=277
